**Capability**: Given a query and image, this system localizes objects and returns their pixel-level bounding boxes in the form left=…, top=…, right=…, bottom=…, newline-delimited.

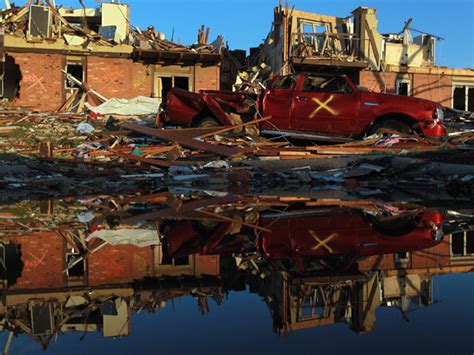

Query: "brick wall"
left=87, top=244, right=154, bottom=286
left=358, top=242, right=452, bottom=272
left=10, top=53, right=63, bottom=111
left=359, top=70, right=453, bottom=107
left=8, top=231, right=219, bottom=290
left=9, top=232, right=155, bottom=289
left=412, top=73, right=452, bottom=107
left=87, top=57, right=153, bottom=99
left=8, top=54, right=154, bottom=111
left=8, top=52, right=218, bottom=111
left=194, top=64, right=220, bottom=91
left=359, top=71, right=398, bottom=94
left=11, top=232, right=64, bottom=289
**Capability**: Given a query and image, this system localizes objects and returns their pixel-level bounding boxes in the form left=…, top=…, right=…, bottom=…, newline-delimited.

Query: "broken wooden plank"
left=196, top=116, right=272, bottom=139
left=122, top=195, right=246, bottom=224
left=122, top=122, right=243, bottom=158
left=110, top=149, right=174, bottom=168
left=196, top=209, right=272, bottom=233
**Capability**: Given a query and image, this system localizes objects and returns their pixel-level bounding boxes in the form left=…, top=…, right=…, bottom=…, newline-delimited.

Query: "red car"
left=161, top=73, right=446, bottom=139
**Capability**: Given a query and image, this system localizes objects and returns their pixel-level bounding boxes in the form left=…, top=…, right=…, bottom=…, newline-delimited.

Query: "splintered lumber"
left=110, top=149, right=175, bottom=168
left=196, top=116, right=272, bottom=139
left=305, top=145, right=441, bottom=155
left=168, top=127, right=225, bottom=138
left=196, top=210, right=271, bottom=232
left=449, top=132, right=474, bottom=145
left=122, top=122, right=243, bottom=158
left=304, top=199, right=424, bottom=210
left=122, top=195, right=245, bottom=224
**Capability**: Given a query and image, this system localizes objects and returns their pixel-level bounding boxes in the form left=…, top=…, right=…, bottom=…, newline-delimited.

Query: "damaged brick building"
left=1, top=1, right=473, bottom=113
left=0, top=1, right=222, bottom=112
left=237, top=3, right=474, bottom=112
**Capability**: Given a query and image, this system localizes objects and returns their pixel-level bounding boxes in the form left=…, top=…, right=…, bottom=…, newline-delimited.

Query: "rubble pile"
left=0, top=2, right=224, bottom=53
left=0, top=1, right=224, bottom=113
left=2, top=189, right=473, bottom=237
left=134, top=26, right=223, bottom=54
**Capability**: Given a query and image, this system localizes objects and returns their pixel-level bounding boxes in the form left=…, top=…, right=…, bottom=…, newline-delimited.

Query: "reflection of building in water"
left=0, top=230, right=220, bottom=348
left=252, top=237, right=474, bottom=334
left=0, top=226, right=472, bottom=348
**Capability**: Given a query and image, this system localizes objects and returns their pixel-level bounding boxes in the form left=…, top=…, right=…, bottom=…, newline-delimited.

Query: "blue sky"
left=23, top=0, right=474, bottom=68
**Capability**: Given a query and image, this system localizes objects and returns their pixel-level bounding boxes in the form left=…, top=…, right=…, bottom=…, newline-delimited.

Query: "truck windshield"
left=302, top=75, right=353, bottom=94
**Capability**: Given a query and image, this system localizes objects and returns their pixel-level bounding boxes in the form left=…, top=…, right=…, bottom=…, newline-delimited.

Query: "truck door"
left=290, top=75, right=359, bottom=136
left=261, top=75, right=297, bottom=130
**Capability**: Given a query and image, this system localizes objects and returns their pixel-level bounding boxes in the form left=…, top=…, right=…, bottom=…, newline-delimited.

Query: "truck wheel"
left=370, top=119, right=412, bottom=135
left=364, top=213, right=419, bottom=237
left=191, top=220, right=220, bottom=233
left=196, top=117, right=220, bottom=128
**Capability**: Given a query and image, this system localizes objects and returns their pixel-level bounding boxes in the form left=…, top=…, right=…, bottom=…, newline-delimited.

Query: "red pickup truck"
left=161, top=73, right=446, bottom=139
left=163, top=208, right=445, bottom=271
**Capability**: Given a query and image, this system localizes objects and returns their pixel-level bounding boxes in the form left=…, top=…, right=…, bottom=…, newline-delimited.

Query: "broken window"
left=300, top=21, right=328, bottom=53
left=159, top=243, right=189, bottom=266
left=160, top=241, right=173, bottom=265
left=396, top=80, right=411, bottom=96
left=65, top=64, right=84, bottom=89
left=451, top=232, right=474, bottom=257
left=271, top=75, right=296, bottom=90
left=174, top=256, right=190, bottom=266
left=395, top=252, right=409, bottom=263
left=1, top=55, right=21, bottom=100
left=28, top=5, right=52, bottom=38
left=158, top=77, right=172, bottom=101
left=156, top=75, right=191, bottom=100
left=302, top=75, right=352, bottom=94
left=302, top=23, right=315, bottom=45
left=469, top=88, right=474, bottom=112
left=467, top=231, right=474, bottom=254
left=66, top=253, right=85, bottom=278
left=453, top=86, right=466, bottom=110
left=30, top=302, right=54, bottom=336
left=452, top=84, right=474, bottom=112
left=174, top=76, right=189, bottom=90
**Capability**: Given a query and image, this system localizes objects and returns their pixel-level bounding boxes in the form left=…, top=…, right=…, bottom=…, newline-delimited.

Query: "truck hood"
left=360, top=91, right=441, bottom=110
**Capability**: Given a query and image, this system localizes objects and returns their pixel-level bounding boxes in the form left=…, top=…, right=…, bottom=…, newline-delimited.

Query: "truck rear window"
left=272, top=75, right=296, bottom=90
left=302, top=75, right=352, bottom=94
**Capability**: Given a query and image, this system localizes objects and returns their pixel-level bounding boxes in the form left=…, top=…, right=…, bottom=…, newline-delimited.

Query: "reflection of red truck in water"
left=163, top=208, right=445, bottom=270
left=161, top=73, right=446, bottom=139
left=259, top=209, right=444, bottom=271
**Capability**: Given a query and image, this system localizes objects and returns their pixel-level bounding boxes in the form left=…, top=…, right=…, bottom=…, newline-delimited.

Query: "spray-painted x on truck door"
left=290, top=75, right=359, bottom=135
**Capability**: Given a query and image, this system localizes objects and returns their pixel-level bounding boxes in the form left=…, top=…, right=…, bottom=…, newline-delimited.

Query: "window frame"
left=452, top=82, right=474, bottom=112
left=450, top=231, right=474, bottom=259
left=395, top=79, right=412, bottom=96
left=154, top=74, right=192, bottom=100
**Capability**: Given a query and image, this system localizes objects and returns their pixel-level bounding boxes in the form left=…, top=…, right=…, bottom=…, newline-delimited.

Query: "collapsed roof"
left=0, top=0, right=224, bottom=57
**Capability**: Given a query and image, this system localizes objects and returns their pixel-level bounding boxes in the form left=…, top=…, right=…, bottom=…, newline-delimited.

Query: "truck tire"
left=196, top=117, right=220, bottom=128
left=364, top=213, right=419, bottom=237
left=370, top=119, right=412, bottom=135
left=191, top=220, right=220, bottom=233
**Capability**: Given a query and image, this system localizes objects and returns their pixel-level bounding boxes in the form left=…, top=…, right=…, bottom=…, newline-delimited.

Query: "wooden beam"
left=122, top=195, right=244, bottom=224
left=364, top=19, right=380, bottom=66
left=122, top=122, right=243, bottom=158
left=197, top=210, right=271, bottom=233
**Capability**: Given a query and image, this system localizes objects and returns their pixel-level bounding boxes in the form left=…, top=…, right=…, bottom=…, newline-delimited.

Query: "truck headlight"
left=432, top=107, right=444, bottom=121
left=432, top=228, right=444, bottom=241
